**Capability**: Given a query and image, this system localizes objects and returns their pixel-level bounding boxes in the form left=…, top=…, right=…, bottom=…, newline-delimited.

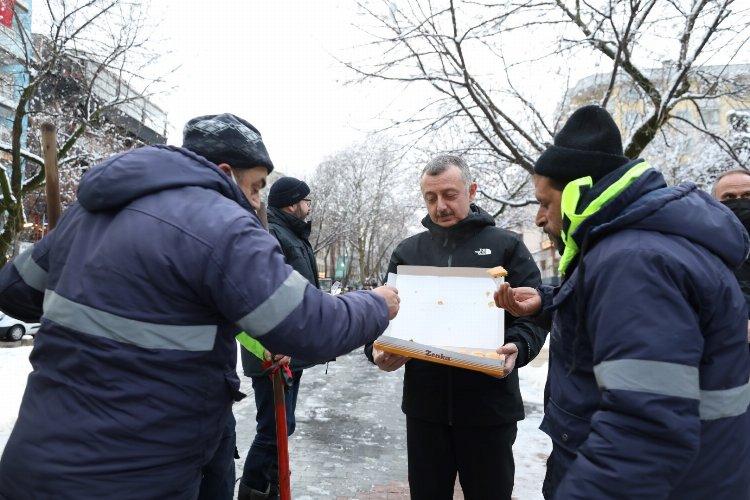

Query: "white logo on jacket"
left=474, top=248, right=492, bottom=256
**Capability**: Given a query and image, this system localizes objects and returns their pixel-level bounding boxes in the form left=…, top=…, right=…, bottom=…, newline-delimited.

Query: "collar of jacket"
left=559, top=160, right=651, bottom=275
left=268, top=206, right=312, bottom=240
left=421, top=203, right=495, bottom=244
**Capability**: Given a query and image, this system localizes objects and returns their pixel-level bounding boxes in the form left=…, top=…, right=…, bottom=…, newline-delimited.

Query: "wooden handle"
left=257, top=201, right=269, bottom=230
left=40, top=123, right=61, bottom=231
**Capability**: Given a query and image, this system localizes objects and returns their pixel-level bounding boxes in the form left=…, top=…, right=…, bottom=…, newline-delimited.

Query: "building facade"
left=0, top=0, right=31, bottom=161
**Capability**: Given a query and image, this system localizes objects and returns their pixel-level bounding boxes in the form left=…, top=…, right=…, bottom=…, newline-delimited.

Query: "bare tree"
left=0, top=0, right=170, bottom=262
left=309, top=138, right=418, bottom=287
left=347, top=0, right=750, bottom=212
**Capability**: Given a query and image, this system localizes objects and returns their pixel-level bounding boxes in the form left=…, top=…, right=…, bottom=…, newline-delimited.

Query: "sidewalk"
left=233, top=347, right=550, bottom=499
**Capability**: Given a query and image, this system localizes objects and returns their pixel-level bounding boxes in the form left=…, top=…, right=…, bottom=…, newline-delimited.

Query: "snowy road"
left=0, top=343, right=550, bottom=499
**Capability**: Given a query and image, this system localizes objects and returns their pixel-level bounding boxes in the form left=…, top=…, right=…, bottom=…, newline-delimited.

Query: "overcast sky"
left=154, top=0, right=399, bottom=179
left=127, top=1, right=750, bottom=180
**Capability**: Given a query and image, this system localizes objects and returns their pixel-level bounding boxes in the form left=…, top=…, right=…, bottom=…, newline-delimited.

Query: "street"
left=1, top=343, right=550, bottom=499
left=234, top=350, right=550, bottom=499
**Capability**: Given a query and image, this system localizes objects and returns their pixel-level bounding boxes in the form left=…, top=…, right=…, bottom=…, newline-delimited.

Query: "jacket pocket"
left=224, top=368, right=247, bottom=402
left=540, top=397, right=591, bottom=454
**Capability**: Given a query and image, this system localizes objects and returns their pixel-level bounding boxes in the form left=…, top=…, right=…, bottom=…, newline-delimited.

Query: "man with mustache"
left=496, top=105, right=750, bottom=499
left=238, top=176, right=319, bottom=500
left=365, top=155, right=547, bottom=500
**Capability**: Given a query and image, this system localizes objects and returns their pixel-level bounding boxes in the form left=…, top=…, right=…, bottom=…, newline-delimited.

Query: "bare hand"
left=274, top=354, right=291, bottom=366
left=373, top=346, right=408, bottom=372
left=372, top=285, right=400, bottom=320
left=494, top=283, right=541, bottom=317
left=264, top=350, right=291, bottom=366
left=496, top=343, right=518, bottom=377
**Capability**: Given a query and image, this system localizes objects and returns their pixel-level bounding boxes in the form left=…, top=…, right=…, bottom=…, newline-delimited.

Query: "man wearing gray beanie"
left=0, top=113, right=401, bottom=500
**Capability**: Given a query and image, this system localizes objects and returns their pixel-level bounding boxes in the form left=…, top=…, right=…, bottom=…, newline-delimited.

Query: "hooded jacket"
left=367, top=205, right=547, bottom=426
left=0, top=145, right=389, bottom=499
left=540, top=162, right=750, bottom=499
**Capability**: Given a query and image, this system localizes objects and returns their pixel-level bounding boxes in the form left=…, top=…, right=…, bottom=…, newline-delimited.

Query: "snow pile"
left=519, top=361, right=548, bottom=405
left=0, top=346, right=33, bottom=450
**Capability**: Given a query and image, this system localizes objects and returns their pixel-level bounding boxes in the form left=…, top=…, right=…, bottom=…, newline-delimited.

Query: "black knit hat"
left=182, top=113, right=274, bottom=173
left=268, top=176, right=310, bottom=208
left=534, top=105, right=630, bottom=185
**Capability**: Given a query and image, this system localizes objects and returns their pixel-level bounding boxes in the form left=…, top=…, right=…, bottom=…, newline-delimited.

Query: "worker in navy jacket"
left=0, top=114, right=399, bottom=499
left=497, top=105, right=750, bottom=499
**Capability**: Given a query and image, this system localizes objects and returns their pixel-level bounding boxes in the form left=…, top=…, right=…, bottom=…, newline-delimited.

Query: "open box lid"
left=384, top=265, right=504, bottom=350
left=376, top=265, right=506, bottom=377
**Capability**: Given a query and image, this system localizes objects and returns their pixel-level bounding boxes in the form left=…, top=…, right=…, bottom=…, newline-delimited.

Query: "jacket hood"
left=268, top=205, right=311, bottom=240
left=77, top=145, right=253, bottom=212
left=579, top=166, right=750, bottom=269
left=421, top=203, right=495, bottom=242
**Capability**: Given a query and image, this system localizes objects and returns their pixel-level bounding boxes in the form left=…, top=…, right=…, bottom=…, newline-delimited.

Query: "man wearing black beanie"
left=496, top=105, right=750, bottom=499
left=239, top=176, right=318, bottom=500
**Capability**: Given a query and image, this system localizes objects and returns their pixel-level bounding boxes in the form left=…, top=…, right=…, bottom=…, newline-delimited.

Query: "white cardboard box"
left=374, top=265, right=506, bottom=376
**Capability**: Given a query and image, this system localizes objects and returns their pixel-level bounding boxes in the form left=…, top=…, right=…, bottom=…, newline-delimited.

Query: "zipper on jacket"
left=444, top=236, right=454, bottom=424
left=443, top=238, right=454, bottom=267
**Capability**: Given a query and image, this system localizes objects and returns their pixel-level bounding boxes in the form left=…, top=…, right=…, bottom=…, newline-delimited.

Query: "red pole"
left=271, top=370, right=291, bottom=500
left=258, top=202, right=291, bottom=499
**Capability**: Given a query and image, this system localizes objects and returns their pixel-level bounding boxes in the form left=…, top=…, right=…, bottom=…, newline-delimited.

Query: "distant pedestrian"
left=238, top=176, right=319, bottom=500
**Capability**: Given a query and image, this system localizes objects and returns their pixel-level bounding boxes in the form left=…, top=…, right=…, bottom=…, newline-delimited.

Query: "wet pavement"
left=233, top=352, right=549, bottom=499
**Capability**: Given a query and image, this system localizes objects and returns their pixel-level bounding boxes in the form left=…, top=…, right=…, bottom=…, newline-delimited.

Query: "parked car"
left=0, top=313, right=40, bottom=341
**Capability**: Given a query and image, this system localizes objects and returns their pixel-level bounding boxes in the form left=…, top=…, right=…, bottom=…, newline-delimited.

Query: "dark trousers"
left=198, top=412, right=236, bottom=500
left=240, top=370, right=303, bottom=494
left=542, top=444, right=572, bottom=500
left=406, top=416, right=517, bottom=500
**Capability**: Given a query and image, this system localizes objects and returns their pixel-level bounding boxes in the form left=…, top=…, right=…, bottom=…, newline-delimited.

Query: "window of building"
left=704, top=108, right=721, bottom=127
left=0, top=50, right=19, bottom=104
left=700, top=99, right=721, bottom=128
left=674, top=107, right=691, bottom=121
left=619, top=85, right=641, bottom=103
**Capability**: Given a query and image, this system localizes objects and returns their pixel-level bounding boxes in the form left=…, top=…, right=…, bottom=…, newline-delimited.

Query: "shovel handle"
left=272, top=369, right=292, bottom=500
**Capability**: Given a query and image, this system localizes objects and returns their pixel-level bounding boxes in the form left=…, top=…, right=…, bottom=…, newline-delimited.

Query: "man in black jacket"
left=239, top=176, right=318, bottom=499
left=713, top=169, right=750, bottom=345
left=365, top=155, right=547, bottom=500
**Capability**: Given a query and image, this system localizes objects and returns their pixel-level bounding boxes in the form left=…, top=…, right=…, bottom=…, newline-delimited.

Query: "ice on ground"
left=519, top=362, right=548, bottom=405
left=2, top=345, right=552, bottom=498
left=0, top=346, right=33, bottom=449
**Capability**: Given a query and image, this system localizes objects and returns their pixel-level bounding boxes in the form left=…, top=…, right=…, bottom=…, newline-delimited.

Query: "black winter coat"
left=268, top=207, right=320, bottom=288
left=242, top=206, right=319, bottom=375
left=366, top=205, right=547, bottom=425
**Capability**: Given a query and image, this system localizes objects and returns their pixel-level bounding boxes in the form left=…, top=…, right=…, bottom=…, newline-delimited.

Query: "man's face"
left=420, top=165, right=477, bottom=228
left=290, top=198, right=312, bottom=220
left=233, top=166, right=268, bottom=210
left=534, top=175, right=564, bottom=253
left=714, top=173, right=750, bottom=202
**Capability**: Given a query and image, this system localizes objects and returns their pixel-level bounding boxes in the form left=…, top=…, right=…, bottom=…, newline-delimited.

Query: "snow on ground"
left=1, top=344, right=551, bottom=499
left=519, top=339, right=550, bottom=406
left=514, top=356, right=550, bottom=500
left=0, top=346, right=33, bottom=449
